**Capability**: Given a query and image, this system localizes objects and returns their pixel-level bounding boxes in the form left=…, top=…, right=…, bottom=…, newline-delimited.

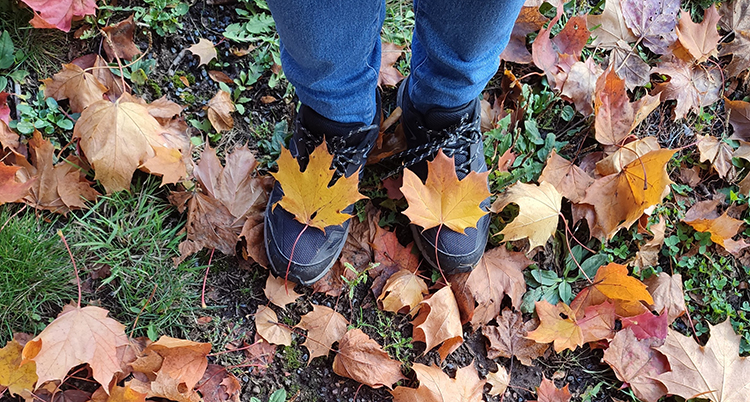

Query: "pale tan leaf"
left=295, top=305, right=348, bottom=363
left=264, top=274, right=301, bottom=309
left=254, top=306, right=292, bottom=346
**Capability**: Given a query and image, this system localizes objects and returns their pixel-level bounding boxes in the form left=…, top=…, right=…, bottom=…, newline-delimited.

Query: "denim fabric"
left=266, top=0, right=524, bottom=124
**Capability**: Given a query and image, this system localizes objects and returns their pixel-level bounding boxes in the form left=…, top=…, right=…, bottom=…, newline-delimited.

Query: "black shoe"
left=264, top=104, right=379, bottom=285
left=397, top=78, right=490, bottom=275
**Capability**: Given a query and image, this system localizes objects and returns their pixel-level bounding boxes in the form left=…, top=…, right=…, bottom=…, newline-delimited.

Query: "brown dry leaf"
left=379, top=41, right=405, bottom=87
left=174, top=145, right=271, bottom=262
left=206, top=90, right=235, bottom=132
left=675, top=6, right=721, bottom=63
left=43, top=63, right=107, bottom=113
left=656, top=320, right=750, bottom=402
left=644, top=272, right=687, bottom=323
left=633, top=216, right=667, bottom=269
left=0, top=121, right=19, bottom=150
left=401, top=149, right=490, bottom=233
left=652, top=58, right=722, bottom=120
left=195, top=364, right=241, bottom=402
left=533, top=7, right=590, bottom=89
left=500, top=6, right=548, bottom=64
left=526, top=300, right=616, bottom=352
left=378, top=268, right=428, bottom=316
left=0, top=340, right=37, bottom=398
left=208, top=71, right=233, bottom=84
left=726, top=98, right=750, bottom=142
left=532, top=377, right=572, bottom=402
left=560, top=58, right=603, bottom=116
left=101, top=15, right=141, bottom=62
left=240, top=214, right=268, bottom=267
left=587, top=0, right=637, bottom=47
left=371, top=226, right=419, bottom=296
left=596, top=137, right=661, bottom=176
left=539, top=149, right=593, bottom=203
left=603, top=328, right=668, bottom=402
left=254, top=306, right=292, bottom=346
left=96, top=385, right=147, bottom=402
left=683, top=199, right=745, bottom=251
left=412, top=286, right=463, bottom=361
left=333, top=328, right=405, bottom=389
left=621, top=0, right=679, bottom=54
left=0, top=165, right=33, bottom=205
left=718, top=2, right=750, bottom=77
left=264, top=274, right=302, bottom=308
left=22, top=304, right=129, bottom=390
left=484, top=309, right=548, bottom=366
left=295, top=305, right=348, bottom=363
left=579, top=149, right=675, bottom=240
left=272, top=142, right=365, bottom=231
left=467, top=247, right=531, bottom=328
left=491, top=181, right=562, bottom=251
left=697, top=135, right=735, bottom=179
left=12, top=131, right=99, bottom=214
left=188, top=38, right=217, bottom=66
left=147, top=337, right=211, bottom=393
left=611, top=41, right=651, bottom=89
left=486, top=367, right=510, bottom=396
left=594, top=67, right=660, bottom=146
left=74, top=93, right=188, bottom=193
left=391, top=363, right=485, bottom=402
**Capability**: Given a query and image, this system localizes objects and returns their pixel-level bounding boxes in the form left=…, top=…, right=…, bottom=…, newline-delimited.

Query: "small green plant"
left=250, top=388, right=287, bottom=402
left=341, top=262, right=377, bottom=300
left=98, top=0, right=189, bottom=37
left=257, top=120, right=291, bottom=169
left=0, top=30, right=29, bottom=92
left=0, top=206, right=77, bottom=342
left=10, top=92, right=75, bottom=137
left=353, top=308, right=413, bottom=363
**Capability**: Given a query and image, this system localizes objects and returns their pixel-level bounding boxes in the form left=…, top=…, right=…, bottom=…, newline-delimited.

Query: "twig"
left=131, top=283, right=158, bottom=338
left=0, top=205, right=26, bottom=233
left=57, top=230, right=81, bottom=308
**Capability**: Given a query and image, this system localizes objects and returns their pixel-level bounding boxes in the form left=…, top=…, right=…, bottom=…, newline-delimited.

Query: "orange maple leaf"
left=295, top=305, right=348, bottom=363
left=412, top=286, right=464, bottom=361
left=391, top=363, right=486, bottom=402
left=526, top=300, right=615, bottom=353
left=400, top=149, right=490, bottom=234
left=42, top=63, right=107, bottom=114
left=271, top=142, right=365, bottom=231
left=570, top=262, right=654, bottom=317
left=333, top=328, right=405, bottom=389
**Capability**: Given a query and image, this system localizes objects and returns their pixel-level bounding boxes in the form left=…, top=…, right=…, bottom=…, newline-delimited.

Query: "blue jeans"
left=266, top=0, right=525, bottom=125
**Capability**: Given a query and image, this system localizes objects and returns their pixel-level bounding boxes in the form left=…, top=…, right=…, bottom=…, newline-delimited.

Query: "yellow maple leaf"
left=271, top=142, right=365, bottom=231
left=491, top=181, right=562, bottom=250
left=0, top=340, right=37, bottom=398
left=400, top=150, right=490, bottom=233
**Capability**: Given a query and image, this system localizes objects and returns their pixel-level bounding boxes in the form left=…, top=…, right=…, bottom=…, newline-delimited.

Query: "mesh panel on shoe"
left=276, top=208, right=326, bottom=265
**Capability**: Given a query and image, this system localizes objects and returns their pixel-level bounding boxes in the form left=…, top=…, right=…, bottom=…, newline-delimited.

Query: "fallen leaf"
left=644, top=272, right=687, bottom=323
left=391, top=363, right=485, bottom=402
left=333, top=328, right=405, bottom=389
left=371, top=226, right=419, bottom=293
left=21, top=0, right=97, bottom=31
left=412, top=286, right=463, bottom=361
left=532, top=377, right=571, bottom=402
left=22, top=304, right=129, bottom=391
left=697, top=135, right=735, bottom=179
left=240, top=214, right=268, bottom=267
left=538, top=149, right=593, bottom=203
left=526, top=300, right=616, bottom=352
left=0, top=165, right=33, bottom=205
left=206, top=90, right=235, bottom=132
left=633, top=216, right=667, bottom=269
left=466, top=247, right=531, bottom=327
left=195, top=364, right=241, bottom=402
left=98, top=385, right=147, bottom=402
left=379, top=41, right=405, bottom=87
left=596, top=137, right=661, bottom=177
left=726, top=98, right=750, bottom=142
left=587, top=0, right=637, bottom=47
left=675, top=6, right=721, bottom=63
left=484, top=309, right=548, bottom=366
left=491, top=181, right=562, bottom=251
left=718, top=1, right=750, bottom=77
left=500, top=6, right=548, bottom=64
left=271, top=142, right=365, bottom=231
left=486, top=366, right=510, bottom=396
left=208, top=71, right=233, bottom=84
left=0, top=121, right=19, bottom=150
left=74, top=93, right=189, bottom=193
left=0, top=340, right=37, bottom=397
left=560, top=58, right=603, bottom=116
left=579, top=149, right=675, bottom=240
left=611, top=42, right=652, bottom=89
left=621, top=310, right=668, bottom=341
left=603, top=328, right=668, bottom=402
left=571, top=262, right=654, bottom=317
left=12, top=131, right=99, bottom=214
left=101, top=15, right=141, bottom=62
left=264, top=274, right=302, bottom=308
left=254, top=306, right=292, bottom=346
left=175, top=145, right=271, bottom=262
left=378, top=268, right=428, bottom=316
left=147, top=337, right=212, bottom=393
left=533, top=8, right=590, bottom=88
left=683, top=199, right=744, bottom=251
left=401, top=149, right=490, bottom=233
left=621, top=0, right=679, bottom=54
left=656, top=320, right=750, bottom=402
left=0, top=92, right=10, bottom=125
left=295, top=305, right=348, bottom=363
left=652, top=58, right=722, bottom=120
left=188, top=38, right=217, bottom=66
left=43, top=63, right=107, bottom=113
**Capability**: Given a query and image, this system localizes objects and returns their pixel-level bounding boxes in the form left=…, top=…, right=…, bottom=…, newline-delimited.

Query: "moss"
left=147, top=80, right=163, bottom=98
left=282, top=345, right=303, bottom=370
left=180, top=92, right=197, bottom=104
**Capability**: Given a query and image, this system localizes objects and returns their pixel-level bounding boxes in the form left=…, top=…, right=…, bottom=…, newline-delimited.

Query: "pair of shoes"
left=264, top=81, right=490, bottom=285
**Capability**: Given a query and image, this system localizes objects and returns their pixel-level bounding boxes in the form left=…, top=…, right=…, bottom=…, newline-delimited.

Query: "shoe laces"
left=295, top=124, right=374, bottom=181
left=381, top=114, right=481, bottom=179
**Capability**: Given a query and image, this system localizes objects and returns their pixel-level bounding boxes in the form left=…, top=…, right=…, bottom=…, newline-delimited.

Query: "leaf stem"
left=434, top=224, right=449, bottom=286
left=201, top=248, right=215, bottom=309
left=57, top=230, right=81, bottom=308
left=286, top=224, right=309, bottom=293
